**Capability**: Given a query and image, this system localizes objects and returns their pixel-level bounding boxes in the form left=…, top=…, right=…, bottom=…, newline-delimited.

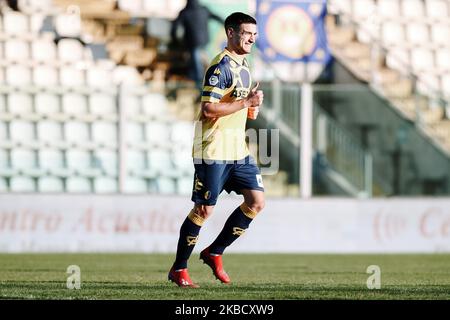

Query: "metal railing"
left=259, top=81, right=373, bottom=197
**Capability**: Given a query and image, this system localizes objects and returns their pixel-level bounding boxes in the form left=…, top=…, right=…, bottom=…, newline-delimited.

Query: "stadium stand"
left=327, top=0, right=450, bottom=153
left=0, top=0, right=200, bottom=195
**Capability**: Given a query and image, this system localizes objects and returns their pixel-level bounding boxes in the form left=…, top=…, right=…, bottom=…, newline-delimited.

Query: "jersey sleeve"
left=201, top=60, right=232, bottom=103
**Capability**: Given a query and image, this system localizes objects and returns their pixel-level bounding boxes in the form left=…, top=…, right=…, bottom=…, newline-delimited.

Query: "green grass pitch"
left=0, top=253, right=449, bottom=300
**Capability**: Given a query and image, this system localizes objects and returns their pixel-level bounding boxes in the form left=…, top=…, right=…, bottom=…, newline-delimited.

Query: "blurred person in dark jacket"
left=171, top=0, right=223, bottom=92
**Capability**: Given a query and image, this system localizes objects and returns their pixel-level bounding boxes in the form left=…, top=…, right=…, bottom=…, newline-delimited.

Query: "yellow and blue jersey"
left=192, top=49, right=252, bottom=161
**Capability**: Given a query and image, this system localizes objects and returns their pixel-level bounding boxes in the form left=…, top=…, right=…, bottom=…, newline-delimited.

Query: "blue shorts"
left=191, top=155, right=265, bottom=206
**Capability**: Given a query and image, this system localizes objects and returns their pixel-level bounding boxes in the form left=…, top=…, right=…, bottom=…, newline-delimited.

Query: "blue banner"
left=256, top=0, right=331, bottom=63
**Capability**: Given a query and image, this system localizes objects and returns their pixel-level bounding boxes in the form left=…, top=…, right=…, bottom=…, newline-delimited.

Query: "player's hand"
left=246, top=82, right=264, bottom=108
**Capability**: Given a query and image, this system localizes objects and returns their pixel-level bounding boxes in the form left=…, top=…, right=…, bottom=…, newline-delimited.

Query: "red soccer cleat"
left=199, top=247, right=231, bottom=284
left=168, top=267, right=199, bottom=288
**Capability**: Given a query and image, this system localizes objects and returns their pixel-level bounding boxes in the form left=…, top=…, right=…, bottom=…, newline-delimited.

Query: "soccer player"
left=168, top=12, right=265, bottom=288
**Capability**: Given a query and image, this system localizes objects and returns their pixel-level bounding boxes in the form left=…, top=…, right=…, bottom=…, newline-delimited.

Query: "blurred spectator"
left=0, top=0, right=19, bottom=11
left=170, top=0, right=223, bottom=92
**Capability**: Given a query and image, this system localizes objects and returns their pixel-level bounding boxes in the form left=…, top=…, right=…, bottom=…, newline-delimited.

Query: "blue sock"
left=209, top=204, right=256, bottom=255
left=173, top=211, right=204, bottom=269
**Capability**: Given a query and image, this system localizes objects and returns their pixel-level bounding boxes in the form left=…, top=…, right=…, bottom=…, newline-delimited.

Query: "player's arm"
left=202, top=83, right=263, bottom=119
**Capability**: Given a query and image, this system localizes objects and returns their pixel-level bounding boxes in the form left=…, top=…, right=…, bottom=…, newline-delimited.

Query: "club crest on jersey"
left=209, top=75, right=219, bottom=86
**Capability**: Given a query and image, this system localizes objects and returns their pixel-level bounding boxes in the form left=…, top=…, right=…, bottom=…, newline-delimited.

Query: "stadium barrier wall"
left=0, top=194, right=449, bottom=253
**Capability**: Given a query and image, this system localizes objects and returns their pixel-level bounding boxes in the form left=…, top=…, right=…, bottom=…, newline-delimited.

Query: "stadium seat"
left=3, top=11, right=28, bottom=34
left=426, top=0, right=449, bottom=18
left=37, top=120, right=62, bottom=143
left=411, top=49, right=434, bottom=71
left=0, top=177, right=7, bottom=192
left=35, top=93, right=60, bottom=115
left=431, top=24, right=449, bottom=45
left=93, top=149, right=118, bottom=176
left=60, top=66, right=86, bottom=86
left=10, top=176, right=35, bottom=192
left=55, top=12, right=82, bottom=38
left=62, top=93, right=88, bottom=115
left=113, top=66, right=143, bottom=85
left=38, top=176, right=64, bottom=192
left=381, top=22, right=405, bottom=45
left=377, top=0, right=401, bottom=17
left=385, top=49, right=409, bottom=74
left=145, top=121, right=171, bottom=147
left=0, top=95, right=5, bottom=113
left=436, top=49, right=450, bottom=71
left=171, top=121, right=193, bottom=147
left=142, top=93, right=169, bottom=118
left=118, top=0, right=143, bottom=14
left=0, top=122, right=7, bottom=140
left=33, top=65, right=58, bottom=86
left=10, top=120, right=35, bottom=143
left=177, top=176, right=193, bottom=195
left=0, top=149, right=9, bottom=169
left=11, top=148, right=36, bottom=171
left=402, top=0, right=425, bottom=17
left=92, top=122, right=118, bottom=147
left=19, top=0, right=54, bottom=12
left=5, top=39, right=29, bottom=61
left=64, top=121, right=90, bottom=143
left=67, top=149, right=95, bottom=174
left=31, top=37, right=57, bottom=62
left=126, top=122, right=145, bottom=145
left=89, top=93, right=116, bottom=115
left=124, top=177, right=147, bottom=193
left=122, top=94, right=141, bottom=117
left=126, top=149, right=147, bottom=174
left=7, top=93, right=33, bottom=114
left=155, top=177, right=176, bottom=194
left=6, top=65, right=32, bottom=85
left=352, top=0, right=375, bottom=20
left=93, top=176, right=118, bottom=193
left=38, top=149, right=67, bottom=175
left=147, top=149, right=173, bottom=175
left=406, top=23, right=429, bottom=44
left=416, top=73, right=440, bottom=96
left=172, top=147, right=193, bottom=173
left=30, top=13, right=46, bottom=33
left=86, top=64, right=113, bottom=87
left=57, top=39, right=84, bottom=62
left=442, top=75, right=450, bottom=98
left=66, top=176, right=91, bottom=193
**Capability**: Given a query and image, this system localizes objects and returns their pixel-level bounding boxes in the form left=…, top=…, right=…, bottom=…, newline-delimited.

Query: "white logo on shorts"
left=256, top=174, right=264, bottom=188
left=209, top=75, right=219, bottom=86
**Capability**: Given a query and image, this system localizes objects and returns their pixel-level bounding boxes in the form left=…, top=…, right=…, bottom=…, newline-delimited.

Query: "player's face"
left=231, top=23, right=258, bottom=55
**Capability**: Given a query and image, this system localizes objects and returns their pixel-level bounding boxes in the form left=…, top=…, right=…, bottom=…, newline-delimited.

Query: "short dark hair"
left=224, top=12, right=257, bottom=32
